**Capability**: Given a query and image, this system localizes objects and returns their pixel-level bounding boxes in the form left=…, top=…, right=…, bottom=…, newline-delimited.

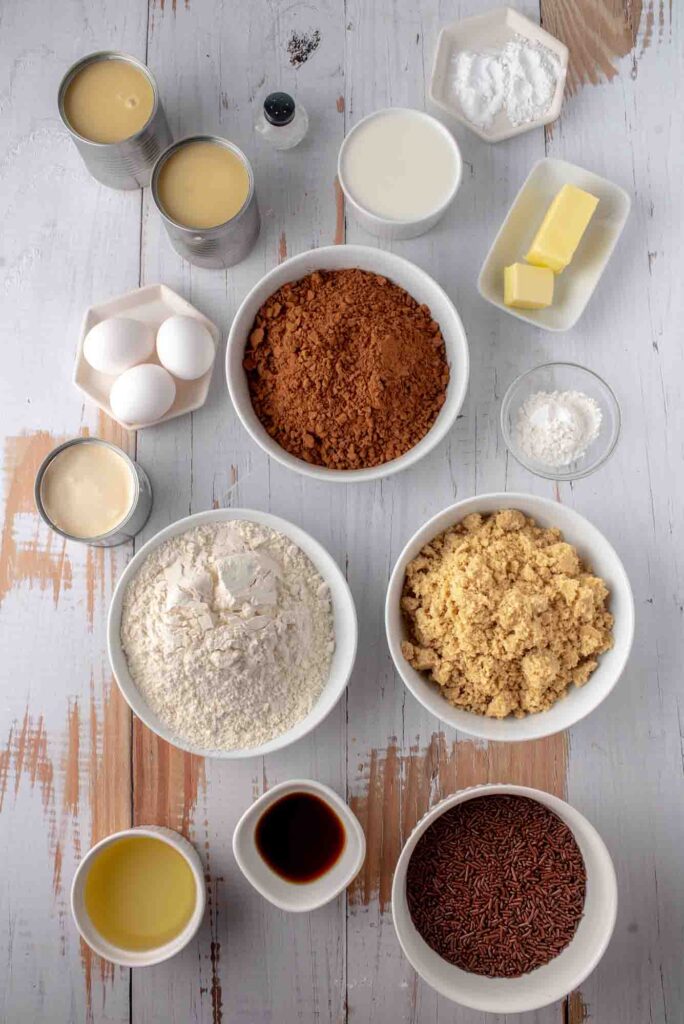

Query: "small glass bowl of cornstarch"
left=501, top=362, right=621, bottom=481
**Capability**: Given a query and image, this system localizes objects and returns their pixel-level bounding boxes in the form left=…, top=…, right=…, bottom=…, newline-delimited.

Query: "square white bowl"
left=232, top=779, right=366, bottom=912
left=477, top=158, right=631, bottom=331
left=429, top=7, right=568, bottom=143
left=73, top=283, right=221, bottom=430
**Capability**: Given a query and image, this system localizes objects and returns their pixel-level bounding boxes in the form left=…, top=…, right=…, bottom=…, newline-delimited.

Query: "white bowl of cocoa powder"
left=226, top=245, right=470, bottom=482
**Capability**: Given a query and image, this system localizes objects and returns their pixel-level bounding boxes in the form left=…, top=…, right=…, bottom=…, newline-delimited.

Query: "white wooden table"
left=1, top=2, right=681, bottom=1022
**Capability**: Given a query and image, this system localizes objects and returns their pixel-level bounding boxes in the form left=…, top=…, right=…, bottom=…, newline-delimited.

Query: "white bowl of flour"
left=108, top=508, right=357, bottom=758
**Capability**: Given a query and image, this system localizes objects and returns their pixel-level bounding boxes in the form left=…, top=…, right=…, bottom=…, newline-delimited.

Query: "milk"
left=340, top=109, right=459, bottom=222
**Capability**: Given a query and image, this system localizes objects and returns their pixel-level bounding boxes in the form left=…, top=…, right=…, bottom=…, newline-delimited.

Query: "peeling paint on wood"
left=540, top=0, right=670, bottom=94
left=63, top=698, right=80, bottom=817
left=349, top=733, right=568, bottom=910
left=0, top=432, right=73, bottom=608
left=568, top=989, right=591, bottom=1021
left=132, top=720, right=205, bottom=837
left=333, top=177, right=345, bottom=245
left=88, top=679, right=131, bottom=845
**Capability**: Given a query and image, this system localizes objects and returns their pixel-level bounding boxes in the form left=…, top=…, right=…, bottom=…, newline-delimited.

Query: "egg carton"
left=73, top=284, right=221, bottom=430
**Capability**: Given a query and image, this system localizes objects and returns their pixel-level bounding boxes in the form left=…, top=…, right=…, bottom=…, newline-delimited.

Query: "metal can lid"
left=264, top=92, right=295, bottom=127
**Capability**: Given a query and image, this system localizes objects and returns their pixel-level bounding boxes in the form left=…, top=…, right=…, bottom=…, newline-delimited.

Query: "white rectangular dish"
left=477, top=158, right=631, bottom=332
left=73, top=284, right=221, bottom=430
left=429, top=7, right=568, bottom=143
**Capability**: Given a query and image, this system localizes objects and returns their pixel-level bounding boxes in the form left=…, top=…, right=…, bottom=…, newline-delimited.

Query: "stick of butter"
left=504, top=263, right=554, bottom=309
left=525, top=184, right=599, bottom=273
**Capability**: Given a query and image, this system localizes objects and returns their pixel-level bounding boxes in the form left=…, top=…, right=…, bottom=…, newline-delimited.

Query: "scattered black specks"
left=416, top=32, right=420, bottom=44
left=287, top=29, right=321, bottom=68
left=648, top=250, right=657, bottom=274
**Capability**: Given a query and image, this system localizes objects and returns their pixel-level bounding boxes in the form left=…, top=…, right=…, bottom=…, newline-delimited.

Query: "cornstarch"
left=449, top=36, right=562, bottom=129
left=515, top=390, right=602, bottom=467
left=120, top=520, right=334, bottom=751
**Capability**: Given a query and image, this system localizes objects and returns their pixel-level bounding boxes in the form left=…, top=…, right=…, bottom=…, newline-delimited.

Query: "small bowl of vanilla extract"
left=233, top=780, right=366, bottom=912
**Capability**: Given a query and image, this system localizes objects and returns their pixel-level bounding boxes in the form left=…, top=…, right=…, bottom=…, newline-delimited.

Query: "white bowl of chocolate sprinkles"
left=391, top=784, right=617, bottom=1014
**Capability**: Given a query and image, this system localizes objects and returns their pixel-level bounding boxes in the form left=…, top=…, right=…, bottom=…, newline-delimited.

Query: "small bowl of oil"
left=233, top=779, right=366, bottom=912
left=71, top=826, right=206, bottom=966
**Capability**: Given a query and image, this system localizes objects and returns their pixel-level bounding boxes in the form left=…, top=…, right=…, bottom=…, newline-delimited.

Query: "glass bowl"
left=500, top=362, right=621, bottom=481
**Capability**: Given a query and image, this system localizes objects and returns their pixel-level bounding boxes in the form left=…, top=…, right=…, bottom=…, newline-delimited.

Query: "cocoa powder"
left=243, top=269, right=450, bottom=470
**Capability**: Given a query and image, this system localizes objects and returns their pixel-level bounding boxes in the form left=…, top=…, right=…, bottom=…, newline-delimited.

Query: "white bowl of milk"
left=337, top=108, right=462, bottom=240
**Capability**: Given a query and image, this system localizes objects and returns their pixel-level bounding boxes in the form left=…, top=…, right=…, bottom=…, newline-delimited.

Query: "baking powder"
left=120, top=520, right=334, bottom=751
left=515, top=390, right=602, bottom=467
left=449, top=36, right=561, bottom=129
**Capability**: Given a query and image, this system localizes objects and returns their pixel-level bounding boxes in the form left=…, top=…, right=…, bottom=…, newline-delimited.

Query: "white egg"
left=110, top=364, right=176, bottom=426
left=156, top=315, right=215, bottom=381
left=83, top=317, right=155, bottom=376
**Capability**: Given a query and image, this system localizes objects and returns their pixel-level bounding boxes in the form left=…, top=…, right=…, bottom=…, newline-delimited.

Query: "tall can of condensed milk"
left=151, top=135, right=261, bottom=269
left=58, top=51, right=172, bottom=190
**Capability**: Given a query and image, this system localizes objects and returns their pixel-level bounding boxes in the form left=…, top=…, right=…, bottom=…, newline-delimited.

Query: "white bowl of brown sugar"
left=226, top=245, right=470, bottom=483
left=386, top=492, right=635, bottom=742
left=391, top=784, right=618, bottom=1013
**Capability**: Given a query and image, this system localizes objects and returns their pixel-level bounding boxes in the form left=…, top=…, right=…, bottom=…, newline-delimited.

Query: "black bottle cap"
left=264, top=92, right=295, bottom=127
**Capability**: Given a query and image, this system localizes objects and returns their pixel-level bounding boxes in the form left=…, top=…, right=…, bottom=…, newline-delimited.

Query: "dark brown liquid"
left=255, top=792, right=346, bottom=883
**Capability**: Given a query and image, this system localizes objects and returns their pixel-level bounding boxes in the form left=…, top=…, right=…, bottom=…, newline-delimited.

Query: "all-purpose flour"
left=120, top=520, right=334, bottom=751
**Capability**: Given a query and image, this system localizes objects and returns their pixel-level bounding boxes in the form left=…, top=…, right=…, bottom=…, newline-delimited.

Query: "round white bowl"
left=337, top=108, right=463, bottom=240
left=71, top=825, right=206, bottom=967
left=232, top=778, right=366, bottom=912
left=107, top=508, right=357, bottom=758
left=392, top=784, right=617, bottom=1014
left=226, top=245, right=469, bottom=483
left=386, top=492, right=635, bottom=741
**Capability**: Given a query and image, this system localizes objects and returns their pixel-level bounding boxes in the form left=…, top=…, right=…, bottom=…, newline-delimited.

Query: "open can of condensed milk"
left=151, top=135, right=261, bottom=269
left=58, top=51, right=172, bottom=190
left=34, top=438, right=153, bottom=548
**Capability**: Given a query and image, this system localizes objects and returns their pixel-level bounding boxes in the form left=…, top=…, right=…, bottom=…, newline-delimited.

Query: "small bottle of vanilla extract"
left=255, top=92, right=309, bottom=151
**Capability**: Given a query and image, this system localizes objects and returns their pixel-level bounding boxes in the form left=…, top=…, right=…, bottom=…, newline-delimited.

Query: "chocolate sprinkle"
left=406, top=795, right=586, bottom=978
left=287, top=29, right=321, bottom=67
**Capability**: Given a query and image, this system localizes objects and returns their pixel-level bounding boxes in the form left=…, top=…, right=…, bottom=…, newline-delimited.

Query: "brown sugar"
left=243, top=269, right=450, bottom=470
left=401, top=510, right=614, bottom=718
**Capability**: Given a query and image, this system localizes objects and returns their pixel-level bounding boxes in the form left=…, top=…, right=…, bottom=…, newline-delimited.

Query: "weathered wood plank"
left=134, top=1, right=348, bottom=1021
left=0, top=0, right=147, bottom=1020
left=543, top=3, right=684, bottom=1022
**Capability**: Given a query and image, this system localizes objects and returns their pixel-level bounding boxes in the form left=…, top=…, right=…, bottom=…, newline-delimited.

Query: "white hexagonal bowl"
left=73, top=284, right=220, bottom=430
left=429, top=6, right=568, bottom=143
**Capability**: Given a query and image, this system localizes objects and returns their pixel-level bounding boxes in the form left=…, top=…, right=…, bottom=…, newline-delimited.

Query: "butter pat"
left=525, top=184, right=599, bottom=273
left=504, top=263, right=554, bottom=309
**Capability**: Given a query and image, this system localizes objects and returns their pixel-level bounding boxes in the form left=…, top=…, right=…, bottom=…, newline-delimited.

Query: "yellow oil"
left=84, top=835, right=197, bottom=951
